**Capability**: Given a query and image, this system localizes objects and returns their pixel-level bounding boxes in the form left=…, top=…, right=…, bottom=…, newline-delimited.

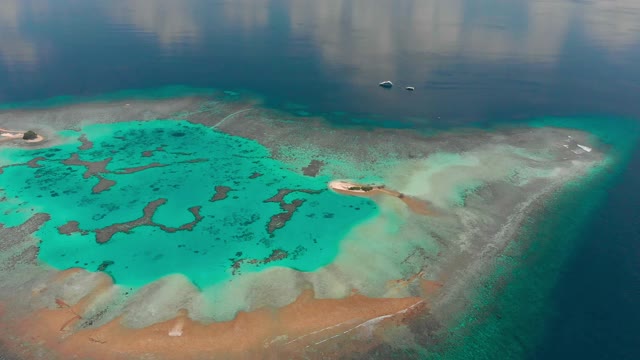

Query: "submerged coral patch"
left=0, top=120, right=378, bottom=288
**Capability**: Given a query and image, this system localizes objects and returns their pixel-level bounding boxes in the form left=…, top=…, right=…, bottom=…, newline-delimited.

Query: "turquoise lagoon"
left=0, top=120, right=378, bottom=288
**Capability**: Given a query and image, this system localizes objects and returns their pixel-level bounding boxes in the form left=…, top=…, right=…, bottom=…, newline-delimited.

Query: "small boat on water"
left=405, top=86, right=415, bottom=91
left=379, top=81, right=393, bottom=88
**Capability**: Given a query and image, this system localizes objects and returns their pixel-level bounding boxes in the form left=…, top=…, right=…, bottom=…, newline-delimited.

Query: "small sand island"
left=329, top=180, right=432, bottom=215
left=0, top=127, right=45, bottom=143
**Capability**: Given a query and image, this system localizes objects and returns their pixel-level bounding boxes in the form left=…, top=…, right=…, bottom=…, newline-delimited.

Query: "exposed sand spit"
left=329, top=180, right=434, bottom=215
left=0, top=127, right=45, bottom=143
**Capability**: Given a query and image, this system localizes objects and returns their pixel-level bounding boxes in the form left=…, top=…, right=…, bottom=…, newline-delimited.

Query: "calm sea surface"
left=0, top=0, right=638, bottom=359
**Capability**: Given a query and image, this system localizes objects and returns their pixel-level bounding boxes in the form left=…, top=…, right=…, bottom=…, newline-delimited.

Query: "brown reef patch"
left=78, top=134, right=94, bottom=150
left=0, top=156, right=46, bottom=174
left=57, top=221, right=89, bottom=236
left=63, top=199, right=203, bottom=244
left=62, top=151, right=206, bottom=195
left=264, top=188, right=322, bottom=204
left=179, top=158, right=208, bottom=164
left=63, top=153, right=112, bottom=178
left=114, top=162, right=167, bottom=174
left=26, top=156, right=46, bottom=168
left=210, top=185, right=232, bottom=202
left=158, top=206, right=203, bottom=233
left=249, top=172, right=263, bottom=179
left=96, top=260, right=114, bottom=272
left=92, top=175, right=116, bottom=194
left=0, top=163, right=20, bottom=174
left=231, top=249, right=289, bottom=275
left=302, top=159, right=325, bottom=177
left=268, top=199, right=304, bottom=235
left=264, top=189, right=323, bottom=235
left=142, top=146, right=164, bottom=157
left=92, top=198, right=165, bottom=243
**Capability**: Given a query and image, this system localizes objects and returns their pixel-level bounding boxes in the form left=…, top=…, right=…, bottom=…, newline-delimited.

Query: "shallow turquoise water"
left=0, top=120, right=377, bottom=288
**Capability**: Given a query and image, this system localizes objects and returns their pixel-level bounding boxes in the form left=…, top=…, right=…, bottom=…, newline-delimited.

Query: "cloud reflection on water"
left=581, top=0, right=640, bottom=51
left=183, top=0, right=638, bottom=85
left=281, top=0, right=581, bottom=105
left=0, top=0, right=639, bottom=118
left=106, top=0, right=200, bottom=49
left=0, top=0, right=43, bottom=69
left=2, top=0, right=639, bottom=68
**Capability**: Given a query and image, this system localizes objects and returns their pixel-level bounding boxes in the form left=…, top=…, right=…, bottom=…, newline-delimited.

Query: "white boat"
left=379, top=81, right=393, bottom=88
left=405, top=86, right=415, bottom=91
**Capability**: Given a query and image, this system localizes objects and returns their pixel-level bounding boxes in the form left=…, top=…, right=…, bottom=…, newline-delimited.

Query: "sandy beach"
left=328, top=180, right=433, bottom=215
left=0, top=127, right=45, bottom=143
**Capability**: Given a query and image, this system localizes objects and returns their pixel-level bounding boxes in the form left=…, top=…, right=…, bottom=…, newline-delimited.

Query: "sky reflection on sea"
left=1, top=0, right=640, bottom=121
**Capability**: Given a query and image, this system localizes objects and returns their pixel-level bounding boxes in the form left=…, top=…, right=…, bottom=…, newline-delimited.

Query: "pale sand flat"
left=329, top=180, right=433, bottom=215
left=1, top=130, right=45, bottom=143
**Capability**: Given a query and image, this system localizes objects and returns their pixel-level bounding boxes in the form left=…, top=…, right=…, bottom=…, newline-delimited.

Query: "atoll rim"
left=0, top=89, right=634, bottom=359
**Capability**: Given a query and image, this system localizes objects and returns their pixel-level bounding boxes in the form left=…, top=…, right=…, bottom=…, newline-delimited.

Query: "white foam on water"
left=577, top=144, right=592, bottom=152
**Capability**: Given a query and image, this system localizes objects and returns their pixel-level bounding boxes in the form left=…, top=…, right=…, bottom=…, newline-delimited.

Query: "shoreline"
left=328, top=180, right=433, bottom=215
left=0, top=127, right=45, bottom=143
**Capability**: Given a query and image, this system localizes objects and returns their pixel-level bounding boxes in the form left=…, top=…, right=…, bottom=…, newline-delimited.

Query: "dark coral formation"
left=230, top=249, right=289, bottom=275
left=62, top=151, right=202, bottom=194
left=78, top=134, right=94, bottom=150
left=158, top=206, right=203, bottom=233
left=141, top=146, right=164, bottom=157
left=26, top=157, right=46, bottom=168
left=264, top=189, right=322, bottom=204
left=92, top=175, right=116, bottom=193
left=289, top=245, right=307, bottom=260
left=210, top=186, right=232, bottom=202
left=62, top=153, right=112, bottom=179
left=179, top=158, right=208, bottom=164
left=93, top=199, right=163, bottom=243
left=249, top=172, right=263, bottom=179
left=267, top=199, right=305, bottom=235
left=0, top=156, right=46, bottom=175
left=264, top=189, right=323, bottom=235
left=62, top=154, right=116, bottom=194
left=257, top=249, right=288, bottom=264
left=301, top=159, right=325, bottom=177
left=60, top=199, right=203, bottom=244
left=57, top=221, right=89, bottom=236
left=114, top=163, right=167, bottom=174
left=97, top=260, right=114, bottom=272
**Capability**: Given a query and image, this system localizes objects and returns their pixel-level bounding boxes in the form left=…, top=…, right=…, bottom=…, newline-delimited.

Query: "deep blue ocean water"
left=0, top=0, right=638, bottom=359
